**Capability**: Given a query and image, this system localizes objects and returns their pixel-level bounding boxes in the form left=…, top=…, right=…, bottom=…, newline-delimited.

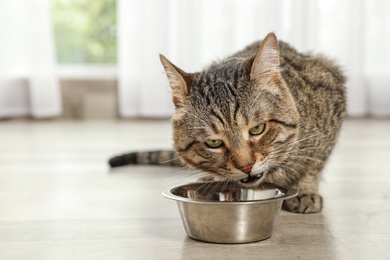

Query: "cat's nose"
left=239, top=164, right=254, bottom=174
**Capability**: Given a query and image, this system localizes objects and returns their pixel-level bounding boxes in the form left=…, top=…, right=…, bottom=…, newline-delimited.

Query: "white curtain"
left=0, top=0, right=61, bottom=118
left=118, top=0, right=390, bottom=117
left=1, top=0, right=388, bottom=119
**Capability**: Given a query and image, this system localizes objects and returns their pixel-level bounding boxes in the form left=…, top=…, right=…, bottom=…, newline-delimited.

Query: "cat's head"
left=160, top=33, right=299, bottom=187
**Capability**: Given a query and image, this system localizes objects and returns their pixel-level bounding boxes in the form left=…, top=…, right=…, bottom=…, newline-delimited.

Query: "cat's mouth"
left=240, top=173, right=263, bottom=184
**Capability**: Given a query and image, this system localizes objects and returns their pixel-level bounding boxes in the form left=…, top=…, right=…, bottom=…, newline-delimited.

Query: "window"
left=51, top=0, right=117, bottom=64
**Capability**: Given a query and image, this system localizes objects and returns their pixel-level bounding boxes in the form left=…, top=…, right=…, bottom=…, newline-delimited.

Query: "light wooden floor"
left=0, top=119, right=389, bottom=260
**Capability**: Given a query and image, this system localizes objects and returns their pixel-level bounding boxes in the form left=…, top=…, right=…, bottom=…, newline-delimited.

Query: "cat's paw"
left=283, top=193, right=323, bottom=214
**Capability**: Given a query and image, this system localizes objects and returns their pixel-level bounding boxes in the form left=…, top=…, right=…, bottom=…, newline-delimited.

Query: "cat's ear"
left=250, top=32, right=281, bottom=83
left=160, top=54, right=190, bottom=108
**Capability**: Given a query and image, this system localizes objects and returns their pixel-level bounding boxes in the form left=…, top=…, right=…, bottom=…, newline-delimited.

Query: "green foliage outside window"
left=52, top=0, right=117, bottom=64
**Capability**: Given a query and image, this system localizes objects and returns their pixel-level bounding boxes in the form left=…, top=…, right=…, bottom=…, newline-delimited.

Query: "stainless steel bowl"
left=162, top=182, right=297, bottom=244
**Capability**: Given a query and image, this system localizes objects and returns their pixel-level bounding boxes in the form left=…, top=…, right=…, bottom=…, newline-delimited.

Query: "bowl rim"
left=161, top=182, right=298, bottom=205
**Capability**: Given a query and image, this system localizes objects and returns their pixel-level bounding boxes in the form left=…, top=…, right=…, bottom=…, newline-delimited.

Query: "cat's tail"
left=108, top=150, right=182, bottom=167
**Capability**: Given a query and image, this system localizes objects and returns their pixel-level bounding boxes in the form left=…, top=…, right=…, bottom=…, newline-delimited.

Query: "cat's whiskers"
left=270, top=131, right=335, bottom=155
left=272, top=132, right=324, bottom=152
left=266, top=161, right=302, bottom=181
left=269, top=132, right=336, bottom=162
left=221, top=179, right=232, bottom=195
left=284, top=160, right=310, bottom=171
left=170, top=168, right=195, bottom=178
left=258, top=182, right=266, bottom=190
left=160, top=157, right=180, bottom=164
left=266, top=154, right=323, bottom=187
left=195, top=180, right=216, bottom=197
left=168, top=169, right=204, bottom=186
left=206, top=180, right=224, bottom=200
left=280, top=164, right=302, bottom=179
left=269, top=146, right=327, bottom=158
left=289, top=155, right=324, bottom=162
left=270, top=150, right=324, bottom=162
left=272, top=159, right=308, bottom=171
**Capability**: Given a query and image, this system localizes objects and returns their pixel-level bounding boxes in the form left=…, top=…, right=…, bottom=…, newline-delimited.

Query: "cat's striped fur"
left=109, top=150, right=181, bottom=167
left=108, top=33, right=346, bottom=214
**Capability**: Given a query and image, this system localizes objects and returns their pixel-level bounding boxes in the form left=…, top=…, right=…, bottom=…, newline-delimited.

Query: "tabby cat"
left=109, top=33, right=346, bottom=214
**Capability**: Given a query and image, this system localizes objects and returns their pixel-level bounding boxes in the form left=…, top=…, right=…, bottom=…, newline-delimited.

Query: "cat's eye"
left=205, top=140, right=223, bottom=148
left=249, top=123, right=266, bottom=136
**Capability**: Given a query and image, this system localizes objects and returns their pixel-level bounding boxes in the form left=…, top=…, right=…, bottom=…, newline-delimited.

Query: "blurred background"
left=0, top=0, right=389, bottom=120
